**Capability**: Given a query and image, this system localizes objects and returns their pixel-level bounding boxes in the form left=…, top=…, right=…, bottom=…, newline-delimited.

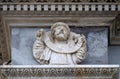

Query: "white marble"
left=33, top=22, right=87, bottom=65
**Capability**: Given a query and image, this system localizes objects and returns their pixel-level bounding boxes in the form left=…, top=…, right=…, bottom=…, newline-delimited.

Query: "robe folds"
left=33, top=32, right=87, bottom=65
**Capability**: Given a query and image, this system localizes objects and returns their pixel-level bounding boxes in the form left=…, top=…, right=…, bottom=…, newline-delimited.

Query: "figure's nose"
left=57, top=29, right=61, bottom=32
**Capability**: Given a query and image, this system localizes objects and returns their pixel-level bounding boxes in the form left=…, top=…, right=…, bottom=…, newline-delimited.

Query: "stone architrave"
left=33, top=22, right=87, bottom=65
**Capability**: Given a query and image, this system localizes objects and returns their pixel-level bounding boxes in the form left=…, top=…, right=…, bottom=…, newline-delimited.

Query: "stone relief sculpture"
left=33, top=22, right=87, bottom=65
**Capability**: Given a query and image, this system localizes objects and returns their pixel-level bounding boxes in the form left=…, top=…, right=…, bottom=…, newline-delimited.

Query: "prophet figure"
left=33, top=22, right=87, bottom=65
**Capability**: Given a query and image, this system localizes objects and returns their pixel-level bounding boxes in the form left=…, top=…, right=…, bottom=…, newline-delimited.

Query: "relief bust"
left=33, top=22, right=87, bottom=65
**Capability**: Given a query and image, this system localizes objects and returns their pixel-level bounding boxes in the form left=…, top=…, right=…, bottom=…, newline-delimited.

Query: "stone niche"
left=11, top=26, right=108, bottom=65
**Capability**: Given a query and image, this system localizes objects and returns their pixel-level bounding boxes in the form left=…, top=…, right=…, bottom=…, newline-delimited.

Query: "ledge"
left=0, top=65, right=119, bottom=68
left=0, top=65, right=119, bottom=79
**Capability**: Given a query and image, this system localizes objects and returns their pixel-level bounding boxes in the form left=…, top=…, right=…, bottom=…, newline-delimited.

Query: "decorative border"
left=0, top=0, right=120, bottom=3
left=0, top=65, right=119, bottom=79
left=0, top=3, right=120, bottom=12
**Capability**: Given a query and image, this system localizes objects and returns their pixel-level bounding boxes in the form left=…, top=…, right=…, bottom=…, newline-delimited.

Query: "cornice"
left=0, top=0, right=120, bottom=3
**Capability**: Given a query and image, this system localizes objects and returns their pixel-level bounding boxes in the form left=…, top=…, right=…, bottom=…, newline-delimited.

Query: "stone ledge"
left=0, top=65, right=119, bottom=79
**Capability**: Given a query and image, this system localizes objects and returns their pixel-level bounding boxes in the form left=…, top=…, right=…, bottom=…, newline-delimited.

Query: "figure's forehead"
left=54, top=25, right=67, bottom=29
left=51, top=22, right=70, bottom=31
left=56, top=25, right=65, bottom=28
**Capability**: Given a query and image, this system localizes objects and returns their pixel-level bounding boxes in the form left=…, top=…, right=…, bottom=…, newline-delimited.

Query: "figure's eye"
left=61, top=29, right=63, bottom=32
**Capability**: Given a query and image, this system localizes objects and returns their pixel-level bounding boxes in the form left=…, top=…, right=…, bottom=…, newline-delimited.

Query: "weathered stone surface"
left=11, top=27, right=108, bottom=65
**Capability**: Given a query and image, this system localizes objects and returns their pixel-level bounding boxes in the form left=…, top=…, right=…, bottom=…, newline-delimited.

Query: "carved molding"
left=114, top=14, right=120, bottom=36
left=0, top=0, right=120, bottom=3
left=0, top=13, right=10, bottom=65
left=110, top=14, right=120, bottom=45
left=0, top=3, right=120, bottom=12
left=0, top=65, right=119, bottom=79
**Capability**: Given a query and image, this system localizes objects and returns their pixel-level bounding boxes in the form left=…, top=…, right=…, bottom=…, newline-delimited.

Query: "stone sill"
left=0, top=65, right=119, bottom=79
left=0, top=65, right=119, bottom=68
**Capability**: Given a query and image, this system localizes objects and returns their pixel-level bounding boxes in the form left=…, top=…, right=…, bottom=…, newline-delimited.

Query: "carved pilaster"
left=110, top=14, right=120, bottom=45
left=0, top=13, right=3, bottom=65
left=115, top=14, right=120, bottom=36
left=0, top=13, right=10, bottom=65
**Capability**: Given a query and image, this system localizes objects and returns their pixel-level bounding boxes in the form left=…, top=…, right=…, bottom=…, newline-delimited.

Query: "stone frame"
left=0, top=12, right=116, bottom=65
left=0, top=12, right=120, bottom=63
left=0, top=2, right=120, bottom=79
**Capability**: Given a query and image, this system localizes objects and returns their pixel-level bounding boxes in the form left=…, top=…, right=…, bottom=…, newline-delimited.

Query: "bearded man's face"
left=53, top=26, right=69, bottom=41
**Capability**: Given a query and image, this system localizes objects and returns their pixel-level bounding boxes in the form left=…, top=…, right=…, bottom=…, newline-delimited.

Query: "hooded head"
left=51, top=22, right=70, bottom=41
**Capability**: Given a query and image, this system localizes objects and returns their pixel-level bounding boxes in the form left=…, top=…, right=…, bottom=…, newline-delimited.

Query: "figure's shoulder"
left=80, top=34, right=86, bottom=39
left=70, top=32, right=85, bottom=38
left=70, top=32, right=86, bottom=44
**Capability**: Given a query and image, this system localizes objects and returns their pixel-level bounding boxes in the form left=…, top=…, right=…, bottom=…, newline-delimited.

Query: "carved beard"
left=54, top=30, right=68, bottom=41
